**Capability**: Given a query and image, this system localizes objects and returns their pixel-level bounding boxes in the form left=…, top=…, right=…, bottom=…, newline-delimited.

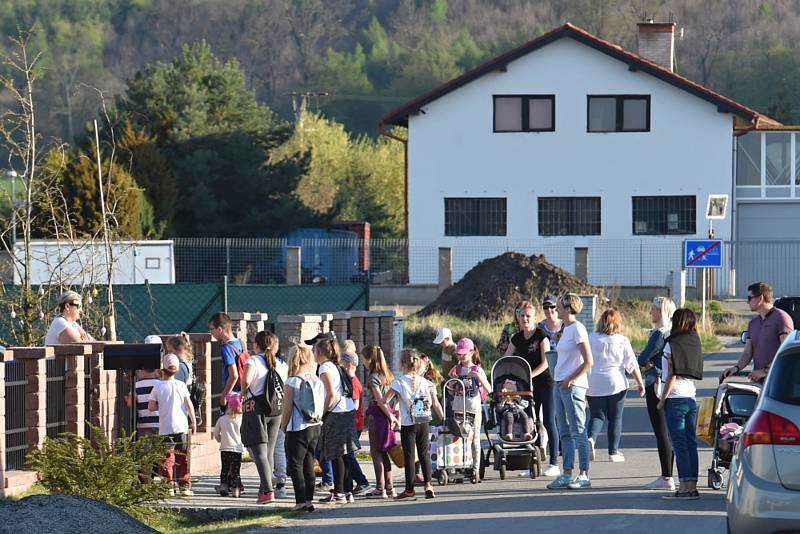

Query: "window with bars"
left=444, top=198, right=507, bottom=236
left=588, top=95, right=650, bottom=132
left=493, top=95, right=555, bottom=132
left=538, top=197, right=601, bottom=236
left=632, top=196, right=696, bottom=235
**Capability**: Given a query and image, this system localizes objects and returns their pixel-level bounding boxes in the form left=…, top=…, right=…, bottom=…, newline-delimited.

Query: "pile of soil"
left=0, top=494, right=155, bottom=534
left=418, top=252, right=600, bottom=321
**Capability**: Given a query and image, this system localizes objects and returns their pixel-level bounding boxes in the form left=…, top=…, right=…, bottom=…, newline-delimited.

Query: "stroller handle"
left=495, top=390, right=534, bottom=398
left=719, top=370, right=751, bottom=385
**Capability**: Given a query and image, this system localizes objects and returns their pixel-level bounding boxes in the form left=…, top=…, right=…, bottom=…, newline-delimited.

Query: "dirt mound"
left=418, top=252, right=600, bottom=321
left=0, top=494, right=156, bottom=534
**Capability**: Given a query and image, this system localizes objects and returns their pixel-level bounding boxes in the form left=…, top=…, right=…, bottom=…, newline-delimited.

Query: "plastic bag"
left=695, top=397, right=714, bottom=445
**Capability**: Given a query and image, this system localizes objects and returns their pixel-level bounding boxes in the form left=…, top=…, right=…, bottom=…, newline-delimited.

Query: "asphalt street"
left=265, top=344, right=740, bottom=533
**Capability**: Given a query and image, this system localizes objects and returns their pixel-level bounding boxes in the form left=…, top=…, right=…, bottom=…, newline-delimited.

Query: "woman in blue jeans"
left=657, top=308, right=703, bottom=500
left=547, top=293, right=594, bottom=490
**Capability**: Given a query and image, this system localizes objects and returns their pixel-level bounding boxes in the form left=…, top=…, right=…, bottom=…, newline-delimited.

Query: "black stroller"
left=482, top=356, right=543, bottom=479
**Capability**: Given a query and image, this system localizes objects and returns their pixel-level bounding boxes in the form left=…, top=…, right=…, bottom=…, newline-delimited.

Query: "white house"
left=380, top=22, right=789, bottom=295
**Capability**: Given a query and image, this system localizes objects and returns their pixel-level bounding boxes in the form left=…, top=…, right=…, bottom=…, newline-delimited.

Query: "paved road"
left=178, top=343, right=742, bottom=533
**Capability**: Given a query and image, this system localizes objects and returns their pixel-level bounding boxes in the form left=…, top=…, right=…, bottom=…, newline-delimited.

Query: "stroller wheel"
left=438, top=470, right=448, bottom=486
left=499, top=460, right=507, bottom=480
left=478, top=450, right=487, bottom=482
left=708, top=469, right=723, bottom=490
left=529, top=455, right=541, bottom=479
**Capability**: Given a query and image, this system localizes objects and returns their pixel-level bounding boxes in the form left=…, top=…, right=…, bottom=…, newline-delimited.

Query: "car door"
left=763, top=347, right=800, bottom=490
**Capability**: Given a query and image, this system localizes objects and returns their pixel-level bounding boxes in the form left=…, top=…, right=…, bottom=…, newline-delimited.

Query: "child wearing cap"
left=213, top=393, right=245, bottom=497
left=341, top=341, right=371, bottom=495
left=148, top=352, right=197, bottom=496
left=448, top=338, right=491, bottom=477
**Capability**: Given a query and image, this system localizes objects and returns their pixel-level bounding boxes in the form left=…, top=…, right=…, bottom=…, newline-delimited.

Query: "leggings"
left=331, top=455, right=351, bottom=494
left=286, top=425, right=320, bottom=505
left=367, top=415, right=393, bottom=491
left=533, top=381, right=559, bottom=464
left=401, top=422, right=431, bottom=492
left=219, top=451, right=243, bottom=490
left=247, top=415, right=281, bottom=494
left=645, top=384, right=674, bottom=478
left=467, top=410, right=482, bottom=469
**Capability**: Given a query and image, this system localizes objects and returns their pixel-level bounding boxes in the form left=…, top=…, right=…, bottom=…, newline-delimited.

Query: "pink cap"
left=454, top=337, right=475, bottom=355
left=162, top=353, right=179, bottom=370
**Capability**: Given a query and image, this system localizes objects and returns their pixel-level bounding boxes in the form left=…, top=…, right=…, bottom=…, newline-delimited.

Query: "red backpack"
left=226, top=340, right=250, bottom=390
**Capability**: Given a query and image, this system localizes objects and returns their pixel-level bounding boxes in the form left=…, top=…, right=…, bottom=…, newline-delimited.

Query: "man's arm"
left=721, top=339, right=753, bottom=379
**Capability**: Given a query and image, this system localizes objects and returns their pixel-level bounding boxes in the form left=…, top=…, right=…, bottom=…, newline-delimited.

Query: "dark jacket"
left=638, top=328, right=668, bottom=387
left=666, top=331, right=704, bottom=380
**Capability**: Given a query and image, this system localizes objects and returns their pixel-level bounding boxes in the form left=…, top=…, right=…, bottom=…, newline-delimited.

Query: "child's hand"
left=190, top=424, right=197, bottom=434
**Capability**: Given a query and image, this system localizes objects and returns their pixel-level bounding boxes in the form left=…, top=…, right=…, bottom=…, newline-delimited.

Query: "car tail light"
left=742, top=410, right=800, bottom=449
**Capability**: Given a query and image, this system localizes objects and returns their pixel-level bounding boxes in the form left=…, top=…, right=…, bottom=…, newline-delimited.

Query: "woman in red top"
left=342, top=344, right=371, bottom=494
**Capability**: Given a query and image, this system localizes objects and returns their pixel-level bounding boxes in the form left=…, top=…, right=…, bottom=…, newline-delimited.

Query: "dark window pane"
left=588, top=97, right=616, bottom=132
left=632, top=196, right=696, bottom=235
left=445, top=198, right=507, bottom=236
left=528, top=97, right=553, bottom=130
left=494, top=97, right=522, bottom=131
left=538, top=197, right=601, bottom=236
left=623, top=99, right=648, bottom=130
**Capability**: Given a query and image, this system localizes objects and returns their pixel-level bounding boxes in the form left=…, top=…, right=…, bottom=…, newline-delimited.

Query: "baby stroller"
left=432, top=377, right=481, bottom=485
left=483, top=356, right=542, bottom=479
left=707, top=377, right=761, bottom=489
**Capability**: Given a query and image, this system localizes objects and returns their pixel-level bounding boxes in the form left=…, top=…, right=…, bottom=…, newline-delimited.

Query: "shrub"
left=27, top=425, right=172, bottom=518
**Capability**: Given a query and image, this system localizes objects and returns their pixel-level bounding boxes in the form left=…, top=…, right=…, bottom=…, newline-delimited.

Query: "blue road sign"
left=684, top=239, right=723, bottom=268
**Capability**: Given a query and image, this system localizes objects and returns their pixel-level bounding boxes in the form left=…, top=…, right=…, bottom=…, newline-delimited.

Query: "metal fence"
left=45, top=358, right=66, bottom=438
left=5, top=360, right=27, bottom=470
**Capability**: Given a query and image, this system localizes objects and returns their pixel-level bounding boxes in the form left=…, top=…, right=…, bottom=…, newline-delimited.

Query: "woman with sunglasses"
left=538, top=296, right=563, bottom=344
left=45, top=291, right=94, bottom=345
left=496, top=302, right=526, bottom=355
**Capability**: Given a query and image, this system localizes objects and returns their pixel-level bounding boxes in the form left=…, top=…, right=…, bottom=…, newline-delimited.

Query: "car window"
left=767, top=350, right=800, bottom=406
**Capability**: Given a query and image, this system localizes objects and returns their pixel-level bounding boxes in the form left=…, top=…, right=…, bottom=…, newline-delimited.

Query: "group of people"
left=45, top=278, right=792, bottom=507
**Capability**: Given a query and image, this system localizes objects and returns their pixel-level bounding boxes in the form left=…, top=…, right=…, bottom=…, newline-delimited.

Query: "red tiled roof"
left=379, top=22, right=780, bottom=129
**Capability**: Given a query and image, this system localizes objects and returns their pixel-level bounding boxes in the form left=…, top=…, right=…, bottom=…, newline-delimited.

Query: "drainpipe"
left=379, top=124, right=409, bottom=284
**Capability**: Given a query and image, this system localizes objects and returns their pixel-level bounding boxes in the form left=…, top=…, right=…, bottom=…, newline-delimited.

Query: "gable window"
left=588, top=95, right=650, bottom=132
left=538, top=197, right=601, bottom=236
left=444, top=198, right=507, bottom=236
left=632, top=196, right=696, bottom=235
left=493, top=95, right=555, bottom=132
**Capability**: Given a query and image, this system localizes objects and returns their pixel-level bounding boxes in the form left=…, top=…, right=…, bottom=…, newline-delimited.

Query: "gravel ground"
left=0, top=494, right=156, bottom=534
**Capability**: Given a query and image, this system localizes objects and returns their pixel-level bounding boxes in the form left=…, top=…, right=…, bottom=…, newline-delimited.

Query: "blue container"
left=285, top=228, right=360, bottom=283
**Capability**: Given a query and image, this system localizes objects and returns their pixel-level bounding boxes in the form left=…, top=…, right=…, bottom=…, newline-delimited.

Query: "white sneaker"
left=567, top=474, right=591, bottom=490
left=542, top=464, right=561, bottom=477
left=645, top=477, right=676, bottom=491
left=274, top=486, right=288, bottom=499
left=517, top=469, right=531, bottom=477
left=587, top=438, right=596, bottom=461
left=345, top=493, right=355, bottom=503
left=609, top=452, right=625, bottom=463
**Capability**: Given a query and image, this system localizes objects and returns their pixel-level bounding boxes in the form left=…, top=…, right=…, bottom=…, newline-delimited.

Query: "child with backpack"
left=448, top=338, right=491, bottom=478
left=208, top=312, right=245, bottom=413
left=314, top=332, right=358, bottom=504
left=280, top=343, right=325, bottom=512
left=383, top=349, right=444, bottom=500
left=212, top=393, right=244, bottom=497
left=148, top=353, right=196, bottom=496
left=240, top=331, right=284, bottom=504
left=341, top=344, right=371, bottom=495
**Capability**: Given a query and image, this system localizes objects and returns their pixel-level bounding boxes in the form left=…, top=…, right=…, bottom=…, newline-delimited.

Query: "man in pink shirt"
left=721, top=281, right=794, bottom=383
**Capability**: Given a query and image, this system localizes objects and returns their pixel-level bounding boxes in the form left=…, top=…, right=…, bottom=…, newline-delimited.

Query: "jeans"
left=664, top=397, right=699, bottom=482
left=587, top=390, right=627, bottom=454
left=274, top=429, right=287, bottom=485
left=401, top=423, right=431, bottom=492
left=645, top=385, right=674, bottom=477
left=247, top=415, right=281, bottom=494
left=555, top=383, right=590, bottom=472
left=315, top=446, right=333, bottom=485
left=345, top=430, right=369, bottom=490
left=286, top=425, right=320, bottom=505
left=534, top=381, right=559, bottom=463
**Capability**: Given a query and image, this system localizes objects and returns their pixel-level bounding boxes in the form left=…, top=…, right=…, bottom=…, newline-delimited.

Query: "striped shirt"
left=136, top=378, right=160, bottom=429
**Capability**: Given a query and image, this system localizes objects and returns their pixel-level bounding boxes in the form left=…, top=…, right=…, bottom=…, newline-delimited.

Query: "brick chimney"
left=637, top=20, right=676, bottom=71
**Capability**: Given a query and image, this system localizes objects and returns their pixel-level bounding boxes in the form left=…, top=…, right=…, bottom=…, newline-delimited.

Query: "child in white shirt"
left=213, top=393, right=245, bottom=497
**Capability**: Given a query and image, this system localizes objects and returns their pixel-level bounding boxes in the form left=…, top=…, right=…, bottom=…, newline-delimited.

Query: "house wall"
left=406, top=37, right=734, bottom=285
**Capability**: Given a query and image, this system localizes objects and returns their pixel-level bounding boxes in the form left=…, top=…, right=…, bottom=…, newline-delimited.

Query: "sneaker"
left=517, top=469, right=531, bottom=478
left=542, top=464, right=561, bottom=477
left=587, top=438, right=596, bottom=461
left=609, top=452, right=625, bottom=463
left=425, top=487, right=435, bottom=499
left=386, top=487, right=397, bottom=498
left=291, top=503, right=307, bottom=512
left=345, top=493, right=355, bottom=503
left=546, top=475, right=573, bottom=490
left=180, top=487, right=194, bottom=497
left=352, top=483, right=371, bottom=495
left=662, top=490, right=699, bottom=500
left=231, top=487, right=241, bottom=498
left=318, top=492, right=346, bottom=504
left=274, top=486, right=288, bottom=499
left=364, top=488, right=387, bottom=499
left=215, top=482, right=230, bottom=496
left=567, top=474, right=591, bottom=490
left=394, top=490, right=417, bottom=501
left=168, top=487, right=175, bottom=497
left=645, top=477, right=676, bottom=491
left=315, top=482, right=332, bottom=493
left=256, top=492, right=275, bottom=504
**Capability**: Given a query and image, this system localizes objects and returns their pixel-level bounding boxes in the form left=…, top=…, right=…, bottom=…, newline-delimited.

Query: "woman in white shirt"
left=587, top=309, right=645, bottom=463
left=44, top=291, right=93, bottom=345
left=547, top=293, right=594, bottom=491
left=314, top=332, right=358, bottom=504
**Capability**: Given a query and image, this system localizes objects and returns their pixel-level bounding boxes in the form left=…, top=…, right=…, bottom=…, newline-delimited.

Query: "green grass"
left=141, top=508, right=284, bottom=533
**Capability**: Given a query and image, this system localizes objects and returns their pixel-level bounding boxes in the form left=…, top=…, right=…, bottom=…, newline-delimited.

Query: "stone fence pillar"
left=189, top=333, right=213, bottom=433
left=331, top=312, right=351, bottom=346
left=379, top=311, right=396, bottom=367
left=51, top=344, right=92, bottom=439
left=349, top=311, right=365, bottom=354
left=277, top=315, right=322, bottom=354
left=228, top=312, right=251, bottom=350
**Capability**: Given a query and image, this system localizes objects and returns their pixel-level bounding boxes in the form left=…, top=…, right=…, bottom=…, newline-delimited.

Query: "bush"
left=27, top=425, right=172, bottom=519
